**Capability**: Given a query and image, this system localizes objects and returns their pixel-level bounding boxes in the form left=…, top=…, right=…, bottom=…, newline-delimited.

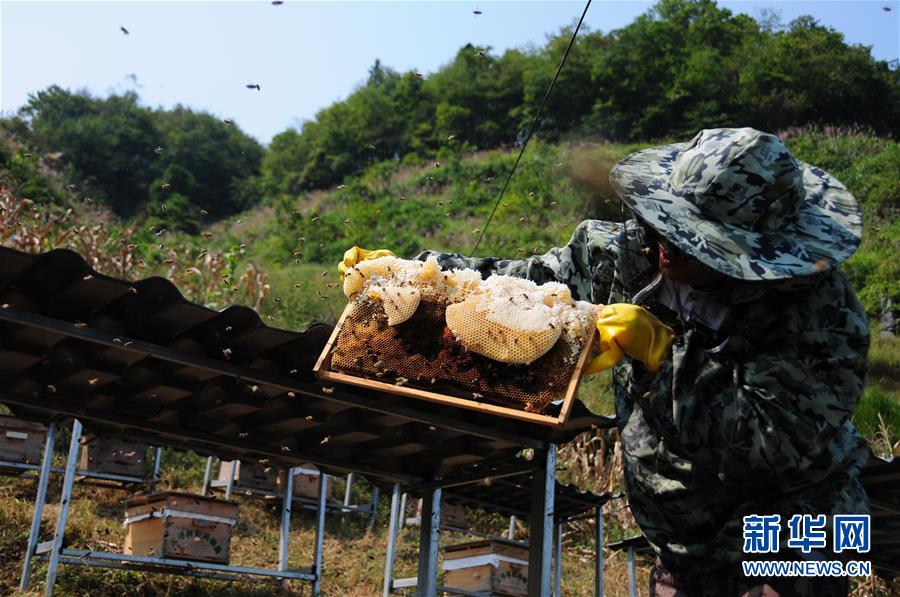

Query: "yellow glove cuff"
left=584, top=304, right=675, bottom=375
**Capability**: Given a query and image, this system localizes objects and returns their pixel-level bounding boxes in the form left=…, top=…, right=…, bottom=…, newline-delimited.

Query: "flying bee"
left=519, top=217, right=527, bottom=223
left=83, top=197, right=93, bottom=204
left=67, top=184, right=77, bottom=191
left=236, top=218, right=243, bottom=224
left=154, top=146, right=163, bottom=155
left=120, top=26, right=129, bottom=35
left=414, top=71, right=424, bottom=78
left=200, top=209, right=208, bottom=215
left=311, top=216, right=320, bottom=223
left=475, top=49, right=486, bottom=58
left=549, top=201, right=558, bottom=209
left=433, top=162, right=440, bottom=168
left=224, top=118, right=234, bottom=125
left=246, top=83, right=261, bottom=91
left=344, top=218, right=352, bottom=224
left=160, top=183, right=172, bottom=191
left=321, top=386, right=334, bottom=394
left=272, top=0, right=284, bottom=4
left=367, top=144, right=376, bottom=151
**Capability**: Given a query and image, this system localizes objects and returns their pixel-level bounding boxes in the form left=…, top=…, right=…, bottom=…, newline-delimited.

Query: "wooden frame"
left=313, top=303, right=597, bottom=428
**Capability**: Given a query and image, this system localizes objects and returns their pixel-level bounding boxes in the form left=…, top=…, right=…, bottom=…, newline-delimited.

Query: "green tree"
left=737, top=16, right=898, bottom=134
left=520, top=27, right=609, bottom=141
left=590, top=0, right=759, bottom=140
left=153, top=106, right=265, bottom=215
left=21, top=86, right=161, bottom=215
left=149, top=163, right=200, bottom=233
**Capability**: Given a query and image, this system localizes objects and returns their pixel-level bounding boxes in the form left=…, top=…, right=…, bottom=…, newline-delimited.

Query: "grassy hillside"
left=0, top=129, right=897, bottom=595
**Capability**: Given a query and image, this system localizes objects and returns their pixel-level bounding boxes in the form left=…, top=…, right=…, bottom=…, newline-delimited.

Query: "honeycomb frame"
left=313, top=300, right=598, bottom=428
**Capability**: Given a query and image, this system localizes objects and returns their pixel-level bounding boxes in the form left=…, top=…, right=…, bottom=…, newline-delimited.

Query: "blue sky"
left=2, top=1, right=898, bottom=145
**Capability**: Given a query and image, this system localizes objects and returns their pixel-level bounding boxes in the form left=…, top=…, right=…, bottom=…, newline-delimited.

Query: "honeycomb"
left=330, top=257, right=595, bottom=414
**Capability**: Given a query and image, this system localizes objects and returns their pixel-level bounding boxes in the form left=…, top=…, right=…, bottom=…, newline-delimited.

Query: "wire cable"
left=469, top=0, right=593, bottom=256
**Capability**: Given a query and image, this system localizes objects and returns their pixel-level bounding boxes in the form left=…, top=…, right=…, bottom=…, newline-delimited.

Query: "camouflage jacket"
left=419, top=219, right=871, bottom=572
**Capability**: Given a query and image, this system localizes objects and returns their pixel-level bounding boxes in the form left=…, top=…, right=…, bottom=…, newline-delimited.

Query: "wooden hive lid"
left=0, top=415, right=47, bottom=432
left=443, top=538, right=529, bottom=560
left=125, top=492, right=239, bottom=519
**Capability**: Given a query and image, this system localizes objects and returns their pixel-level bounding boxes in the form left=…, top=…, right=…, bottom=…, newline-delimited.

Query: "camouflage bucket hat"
left=609, top=127, right=862, bottom=280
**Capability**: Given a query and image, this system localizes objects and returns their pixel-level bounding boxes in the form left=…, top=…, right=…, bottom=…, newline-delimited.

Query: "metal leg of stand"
left=554, top=522, right=563, bottom=596
left=627, top=545, right=636, bottom=597
left=383, top=484, right=401, bottom=597
left=44, top=419, right=83, bottom=596
left=415, top=487, right=441, bottom=597
left=527, top=443, right=556, bottom=597
left=343, top=472, right=354, bottom=511
left=508, top=515, right=517, bottom=540
left=19, top=419, right=58, bottom=592
left=150, top=447, right=162, bottom=492
left=201, top=455, right=213, bottom=495
left=399, top=493, right=408, bottom=529
left=368, top=485, right=380, bottom=531
left=312, top=473, right=328, bottom=596
left=279, top=467, right=294, bottom=573
left=225, top=460, right=236, bottom=500
left=595, top=506, right=604, bottom=597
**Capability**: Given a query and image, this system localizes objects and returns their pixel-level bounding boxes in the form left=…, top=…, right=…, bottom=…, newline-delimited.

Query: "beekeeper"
left=341, top=128, right=869, bottom=596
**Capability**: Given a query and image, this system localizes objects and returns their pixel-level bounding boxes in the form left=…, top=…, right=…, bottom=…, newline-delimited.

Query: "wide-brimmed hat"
left=609, top=128, right=862, bottom=280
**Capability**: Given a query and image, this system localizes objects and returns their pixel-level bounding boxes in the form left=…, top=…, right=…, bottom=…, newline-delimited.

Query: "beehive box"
left=277, top=465, right=334, bottom=499
left=79, top=433, right=147, bottom=477
left=443, top=539, right=529, bottom=596
left=217, top=459, right=279, bottom=492
left=124, top=492, right=239, bottom=564
left=0, top=415, right=47, bottom=467
left=408, top=498, right=467, bottom=529
left=314, top=257, right=598, bottom=428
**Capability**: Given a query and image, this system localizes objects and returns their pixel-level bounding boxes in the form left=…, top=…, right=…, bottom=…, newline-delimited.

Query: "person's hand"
left=584, top=303, right=675, bottom=374
left=338, top=246, right=396, bottom=278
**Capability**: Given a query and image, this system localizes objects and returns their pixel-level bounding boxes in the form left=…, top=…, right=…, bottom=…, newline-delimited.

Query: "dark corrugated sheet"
left=0, top=247, right=612, bottom=484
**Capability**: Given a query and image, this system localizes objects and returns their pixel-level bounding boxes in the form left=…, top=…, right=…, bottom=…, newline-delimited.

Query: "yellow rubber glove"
left=338, top=246, right=396, bottom=278
left=584, top=304, right=675, bottom=375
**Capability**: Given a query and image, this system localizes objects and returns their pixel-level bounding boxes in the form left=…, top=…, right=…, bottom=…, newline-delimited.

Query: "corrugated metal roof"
left=0, top=247, right=613, bottom=484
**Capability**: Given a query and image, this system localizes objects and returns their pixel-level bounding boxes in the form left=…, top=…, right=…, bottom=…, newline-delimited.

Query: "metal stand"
left=627, top=546, right=636, bottom=597
left=18, top=420, right=327, bottom=596
left=527, top=444, right=557, bottom=597
left=17, top=419, right=164, bottom=592
left=382, top=444, right=612, bottom=597
left=204, top=456, right=379, bottom=527
left=595, top=506, right=605, bottom=597
left=606, top=535, right=652, bottom=597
